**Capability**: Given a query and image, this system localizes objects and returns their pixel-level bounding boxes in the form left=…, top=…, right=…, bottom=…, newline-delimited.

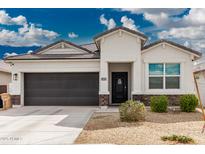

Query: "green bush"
left=119, top=100, right=146, bottom=122
left=161, top=135, right=195, bottom=144
left=150, top=95, right=168, bottom=112
left=180, top=94, right=198, bottom=112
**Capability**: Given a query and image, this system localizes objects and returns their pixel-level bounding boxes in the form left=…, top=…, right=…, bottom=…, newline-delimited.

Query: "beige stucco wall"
left=99, top=30, right=142, bottom=96
left=0, top=71, right=11, bottom=85
left=142, top=43, right=195, bottom=94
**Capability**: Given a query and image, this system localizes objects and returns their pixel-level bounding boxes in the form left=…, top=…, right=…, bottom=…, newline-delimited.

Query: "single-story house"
left=194, top=57, right=205, bottom=106
left=4, top=27, right=202, bottom=106
left=0, top=60, right=11, bottom=94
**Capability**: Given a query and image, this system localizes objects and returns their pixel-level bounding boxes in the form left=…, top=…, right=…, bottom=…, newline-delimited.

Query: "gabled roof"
left=34, top=39, right=93, bottom=54
left=4, top=40, right=100, bottom=60
left=142, top=39, right=202, bottom=57
left=94, top=26, right=148, bottom=41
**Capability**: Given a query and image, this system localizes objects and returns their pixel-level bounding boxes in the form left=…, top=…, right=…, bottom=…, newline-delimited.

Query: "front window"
left=149, top=63, right=180, bottom=89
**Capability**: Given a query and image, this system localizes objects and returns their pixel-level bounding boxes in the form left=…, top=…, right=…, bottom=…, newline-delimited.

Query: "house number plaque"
left=101, top=77, right=107, bottom=81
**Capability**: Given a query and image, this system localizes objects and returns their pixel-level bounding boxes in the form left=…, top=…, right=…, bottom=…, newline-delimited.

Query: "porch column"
left=99, top=61, right=109, bottom=106
left=132, top=60, right=142, bottom=99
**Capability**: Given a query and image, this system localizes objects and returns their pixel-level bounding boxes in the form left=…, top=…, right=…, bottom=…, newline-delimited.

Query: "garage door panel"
left=25, top=89, right=98, bottom=97
left=25, top=79, right=98, bottom=89
left=25, top=97, right=98, bottom=106
left=24, top=73, right=99, bottom=106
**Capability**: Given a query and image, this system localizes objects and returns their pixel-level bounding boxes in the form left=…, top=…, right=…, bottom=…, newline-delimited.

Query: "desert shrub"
left=180, top=94, right=198, bottom=112
left=150, top=95, right=168, bottom=112
left=119, top=100, right=146, bottom=122
left=161, top=135, right=195, bottom=144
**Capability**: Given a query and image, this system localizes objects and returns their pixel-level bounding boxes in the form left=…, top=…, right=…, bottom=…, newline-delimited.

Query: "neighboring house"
left=0, top=60, right=11, bottom=94
left=194, top=57, right=205, bottom=106
left=4, top=27, right=202, bottom=106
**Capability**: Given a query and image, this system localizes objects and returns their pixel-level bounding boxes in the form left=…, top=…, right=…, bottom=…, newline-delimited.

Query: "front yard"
left=75, top=110, right=205, bottom=144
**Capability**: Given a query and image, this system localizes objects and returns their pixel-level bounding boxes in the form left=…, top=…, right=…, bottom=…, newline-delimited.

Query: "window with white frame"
left=149, top=63, right=180, bottom=89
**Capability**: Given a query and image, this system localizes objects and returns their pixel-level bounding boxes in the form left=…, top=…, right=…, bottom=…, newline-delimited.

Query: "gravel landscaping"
left=75, top=110, right=205, bottom=144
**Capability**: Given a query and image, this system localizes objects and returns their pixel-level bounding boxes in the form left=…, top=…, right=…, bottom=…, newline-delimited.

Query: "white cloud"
left=119, top=8, right=185, bottom=16
left=0, top=10, right=27, bottom=25
left=158, top=26, right=205, bottom=52
left=0, top=23, right=59, bottom=47
left=4, top=52, right=18, bottom=57
left=4, top=50, right=33, bottom=57
left=68, top=32, right=78, bottom=38
left=118, top=8, right=186, bottom=28
left=156, top=9, right=205, bottom=53
left=184, top=41, right=190, bottom=47
left=183, top=9, right=205, bottom=26
left=117, top=8, right=205, bottom=53
left=158, top=26, right=205, bottom=40
left=99, top=14, right=138, bottom=31
left=144, top=12, right=170, bottom=27
left=100, top=14, right=116, bottom=30
left=127, top=8, right=205, bottom=29
left=27, top=50, right=33, bottom=54
left=0, top=10, right=59, bottom=47
left=120, top=16, right=138, bottom=31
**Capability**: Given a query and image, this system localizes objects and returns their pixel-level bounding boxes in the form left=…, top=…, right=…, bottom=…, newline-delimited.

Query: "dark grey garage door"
left=24, top=73, right=99, bottom=106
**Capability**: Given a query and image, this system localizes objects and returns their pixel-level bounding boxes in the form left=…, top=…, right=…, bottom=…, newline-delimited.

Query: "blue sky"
left=0, top=8, right=204, bottom=58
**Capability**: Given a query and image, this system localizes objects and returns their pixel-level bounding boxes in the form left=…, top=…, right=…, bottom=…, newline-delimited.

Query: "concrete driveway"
left=0, top=106, right=97, bottom=145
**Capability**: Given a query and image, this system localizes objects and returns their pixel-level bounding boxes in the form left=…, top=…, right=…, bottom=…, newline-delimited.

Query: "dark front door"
left=112, top=72, right=128, bottom=104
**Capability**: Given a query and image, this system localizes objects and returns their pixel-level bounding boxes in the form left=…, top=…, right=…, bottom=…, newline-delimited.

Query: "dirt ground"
left=75, top=111, right=205, bottom=144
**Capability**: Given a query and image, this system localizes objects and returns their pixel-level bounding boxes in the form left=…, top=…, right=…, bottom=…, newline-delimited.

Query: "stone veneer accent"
left=133, top=95, right=186, bottom=106
left=99, top=94, right=109, bottom=106
left=11, top=95, right=21, bottom=105
left=0, top=85, right=7, bottom=94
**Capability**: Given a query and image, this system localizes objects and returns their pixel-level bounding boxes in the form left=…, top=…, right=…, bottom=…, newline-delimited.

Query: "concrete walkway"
left=0, top=106, right=97, bottom=145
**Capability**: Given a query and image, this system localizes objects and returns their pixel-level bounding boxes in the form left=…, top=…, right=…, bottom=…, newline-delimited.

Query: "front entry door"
left=112, top=72, right=128, bottom=104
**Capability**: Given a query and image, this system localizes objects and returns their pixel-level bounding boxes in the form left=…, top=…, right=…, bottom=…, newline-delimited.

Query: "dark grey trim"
left=5, top=56, right=100, bottom=61
left=142, top=39, right=202, bottom=57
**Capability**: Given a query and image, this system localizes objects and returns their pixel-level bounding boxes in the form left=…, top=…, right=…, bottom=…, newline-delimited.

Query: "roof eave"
left=4, top=58, right=100, bottom=62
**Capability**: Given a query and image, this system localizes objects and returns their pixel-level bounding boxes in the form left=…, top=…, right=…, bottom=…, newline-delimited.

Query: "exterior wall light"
left=13, top=73, right=18, bottom=81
